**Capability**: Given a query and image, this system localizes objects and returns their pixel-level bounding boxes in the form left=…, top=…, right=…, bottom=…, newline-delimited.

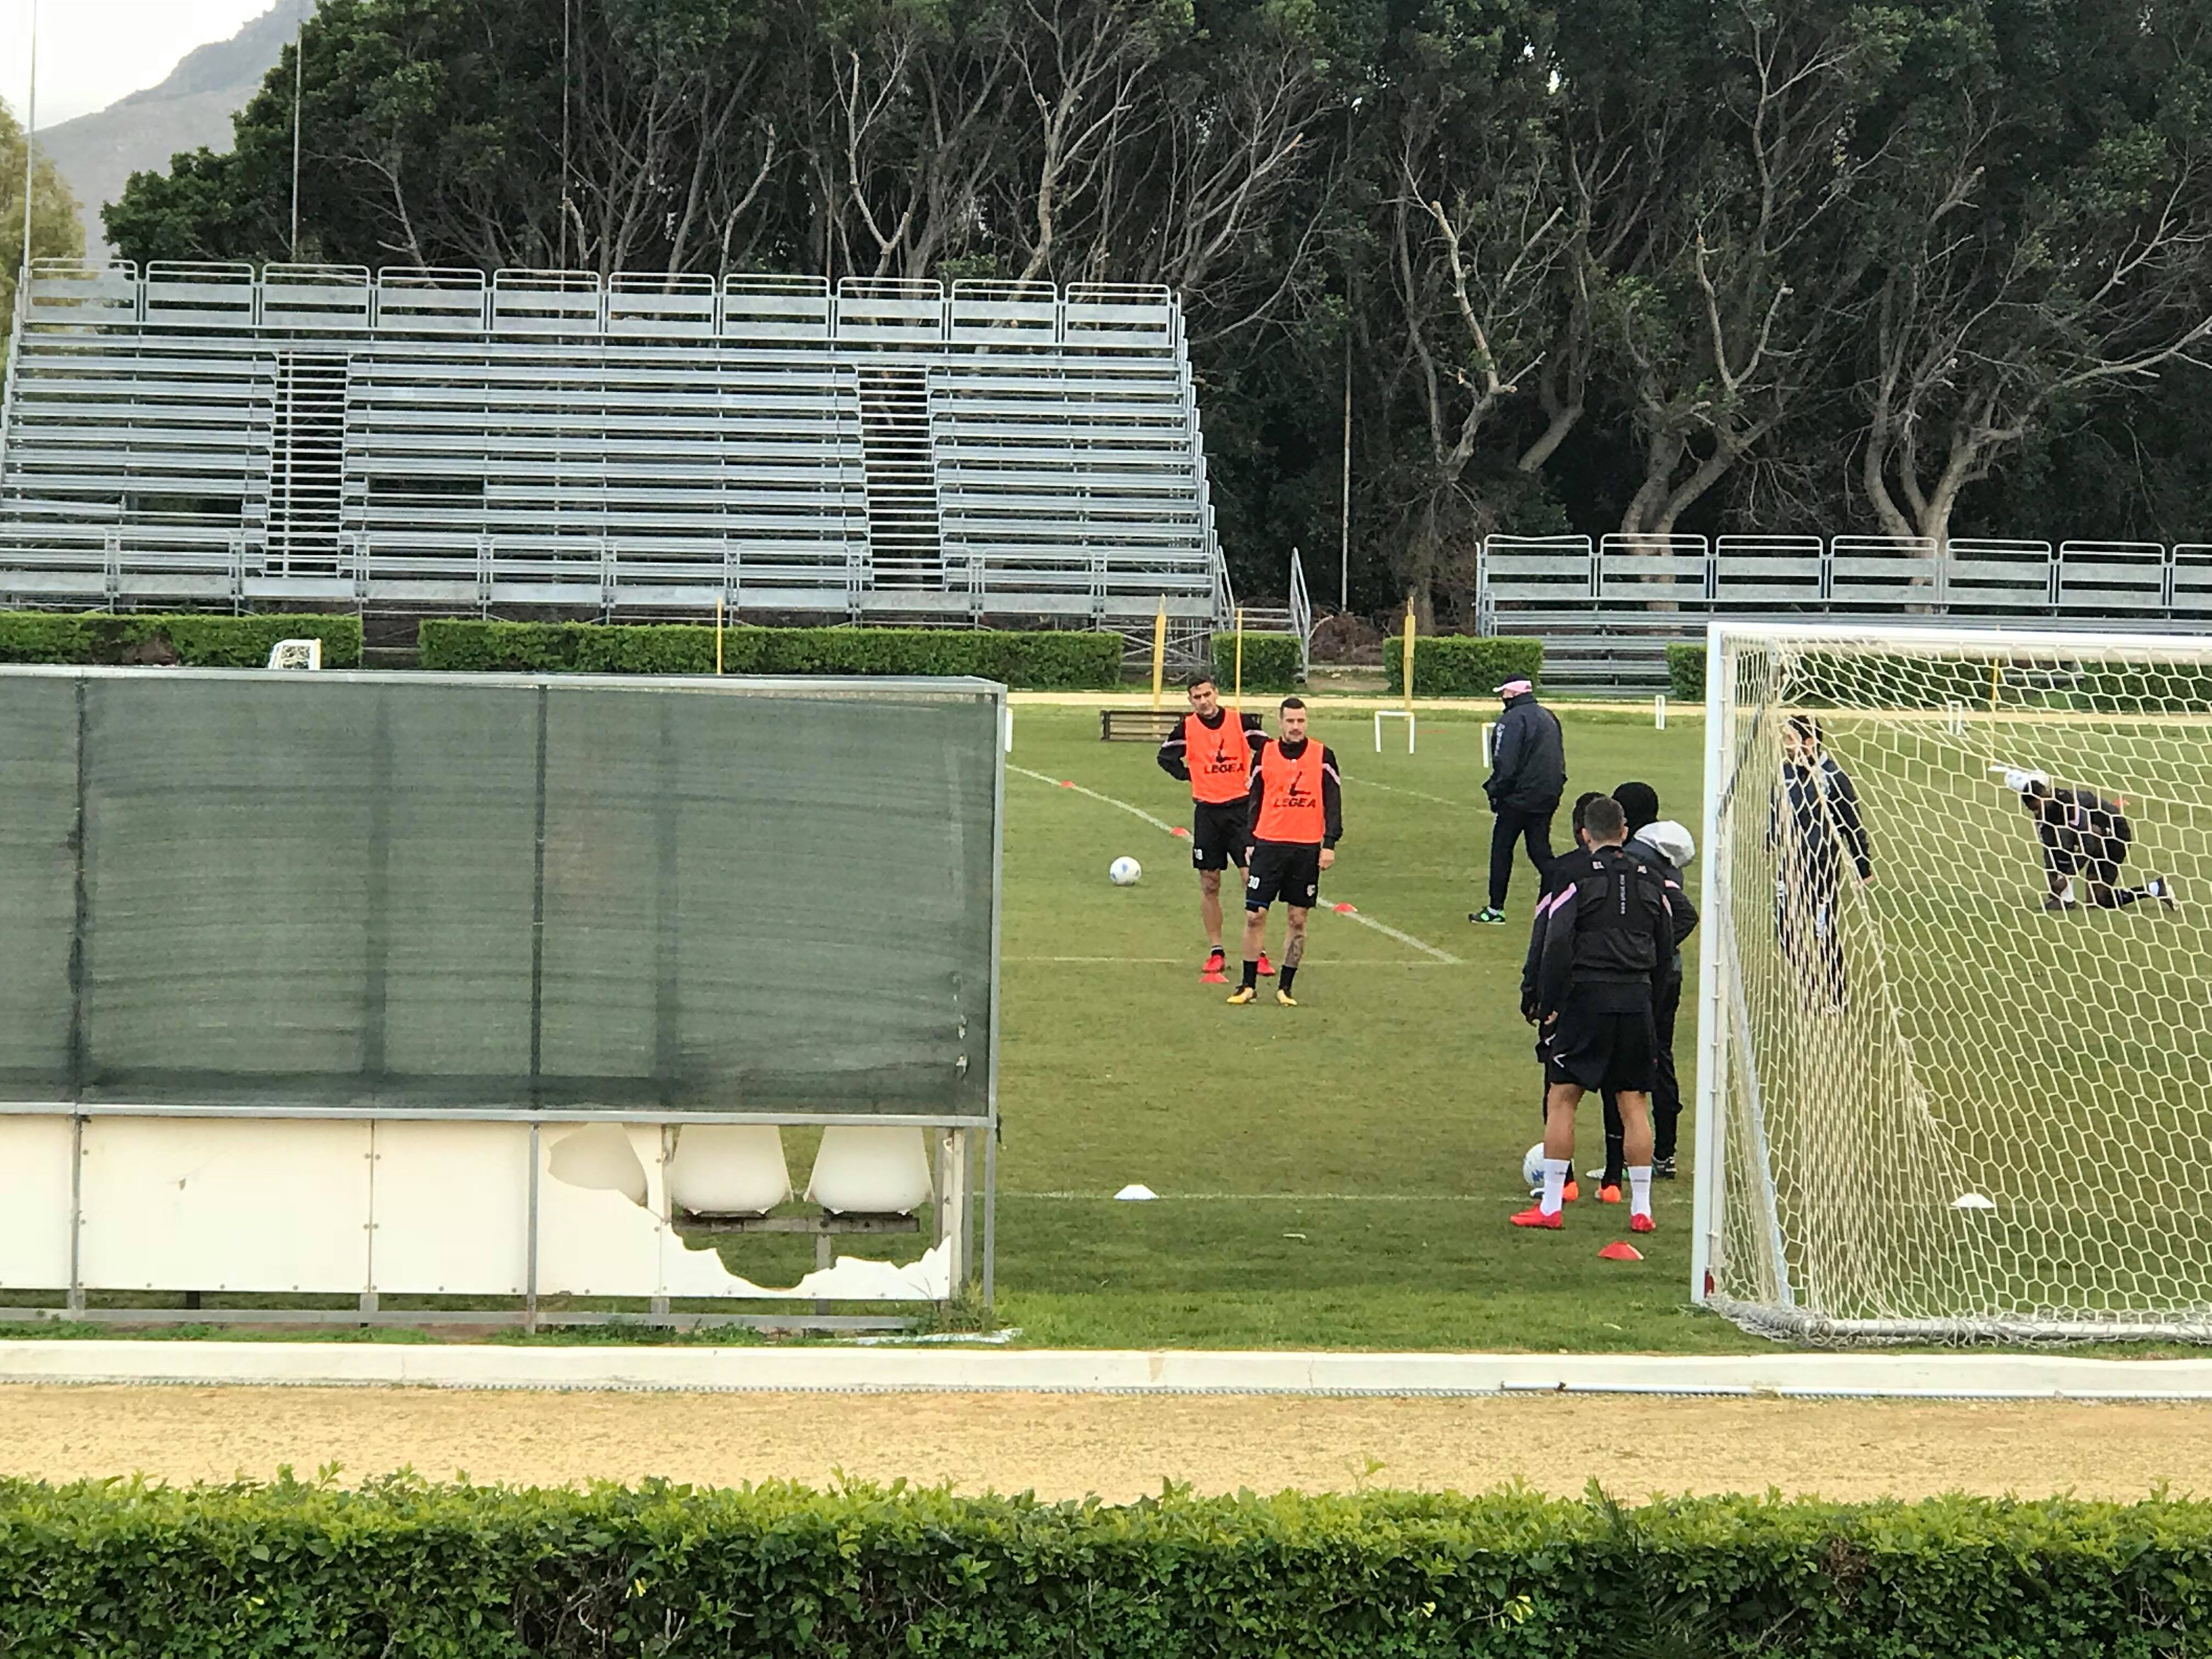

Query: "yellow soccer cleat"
left=1276, top=989, right=1297, bottom=1007
left=1226, top=985, right=1257, bottom=1005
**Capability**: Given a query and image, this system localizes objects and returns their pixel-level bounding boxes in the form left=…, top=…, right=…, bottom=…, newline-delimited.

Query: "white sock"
left=1541, top=1157, right=1570, bottom=1216
left=1629, top=1165, right=1653, bottom=1219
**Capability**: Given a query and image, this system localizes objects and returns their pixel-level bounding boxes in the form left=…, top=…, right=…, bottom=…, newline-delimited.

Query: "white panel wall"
left=77, top=1118, right=373, bottom=1293
left=368, top=1120, right=532, bottom=1296
left=0, top=1118, right=74, bottom=1286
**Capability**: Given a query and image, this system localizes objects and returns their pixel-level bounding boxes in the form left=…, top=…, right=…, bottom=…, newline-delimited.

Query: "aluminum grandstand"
left=0, top=261, right=1241, bottom=656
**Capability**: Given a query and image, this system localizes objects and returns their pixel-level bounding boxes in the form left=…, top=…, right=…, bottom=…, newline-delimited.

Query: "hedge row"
left=1208, top=631, right=1301, bottom=693
left=1383, top=634, right=1544, bottom=697
left=0, top=611, right=363, bottom=668
left=3, top=1477, right=2210, bottom=1656
left=1667, top=641, right=1707, bottom=701
left=419, top=620, right=1122, bottom=688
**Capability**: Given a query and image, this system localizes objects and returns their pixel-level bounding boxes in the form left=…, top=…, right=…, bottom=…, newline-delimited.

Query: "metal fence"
left=1479, top=534, right=2212, bottom=631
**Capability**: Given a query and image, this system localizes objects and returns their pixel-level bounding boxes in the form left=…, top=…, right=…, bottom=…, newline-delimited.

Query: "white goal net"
left=1694, top=623, right=2212, bottom=1342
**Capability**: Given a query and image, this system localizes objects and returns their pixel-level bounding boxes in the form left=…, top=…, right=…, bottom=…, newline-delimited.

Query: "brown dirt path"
left=1, top=1386, right=2205, bottom=1501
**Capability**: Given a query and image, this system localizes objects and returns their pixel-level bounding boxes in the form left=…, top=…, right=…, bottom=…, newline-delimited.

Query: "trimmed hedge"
left=1209, top=631, right=1301, bottom=693
left=1667, top=641, right=1706, bottom=701
left=3, top=1477, right=2211, bottom=1656
left=419, top=620, right=1122, bottom=689
left=1383, top=634, right=1544, bottom=697
left=0, top=611, right=363, bottom=668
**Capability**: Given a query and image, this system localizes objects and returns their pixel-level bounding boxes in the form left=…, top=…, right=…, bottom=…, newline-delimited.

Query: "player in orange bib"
left=1227, top=697, right=1341, bottom=1007
left=1157, top=674, right=1272, bottom=981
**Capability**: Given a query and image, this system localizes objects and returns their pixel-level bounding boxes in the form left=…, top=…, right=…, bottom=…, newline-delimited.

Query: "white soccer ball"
left=1522, top=1142, right=1548, bottom=1188
left=1109, top=856, right=1143, bottom=887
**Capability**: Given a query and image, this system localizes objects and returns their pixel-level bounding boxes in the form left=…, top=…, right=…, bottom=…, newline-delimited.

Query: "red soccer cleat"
left=1629, top=1213, right=1655, bottom=1234
left=1256, top=951, right=1275, bottom=977
left=1510, top=1205, right=1564, bottom=1229
left=1560, top=1180, right=1581, bottom=1204
left=1598, top=1184, right=1623, bottom=1204
left=1201, top=949, right=1228, bottom=984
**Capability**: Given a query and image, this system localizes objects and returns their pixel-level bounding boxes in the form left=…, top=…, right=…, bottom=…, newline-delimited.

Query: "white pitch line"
left=1006, top=1190, right=1498, bottom=1203
left=1011, top=765, right=1464, bottom=966
left=1009, top=764, right=1180, bottom=833
left=1345, top=776, right=1467, bottom=809
left=1006, top=955, right=1455, bottom=967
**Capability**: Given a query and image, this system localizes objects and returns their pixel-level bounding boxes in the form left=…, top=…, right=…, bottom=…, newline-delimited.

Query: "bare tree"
left=1856, top=97, right=2212, bottom=545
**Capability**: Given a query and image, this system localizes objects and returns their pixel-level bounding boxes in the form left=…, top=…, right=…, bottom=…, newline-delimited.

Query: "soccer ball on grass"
left=1521, top=1142, right=1548, bottom=1188
left=1108, top=856, right=1143, bottom=887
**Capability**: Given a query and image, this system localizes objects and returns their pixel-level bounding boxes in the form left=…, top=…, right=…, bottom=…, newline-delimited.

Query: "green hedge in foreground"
left=0, top=611, right=363, bottom=668
left=1384, top=635, right=1544, bottom=697
left=419, top=619, right=1122, bottom=688
left=3, top=1477, right=2209, bottom=1656
left=1208, top=631, right=1301, bottom=692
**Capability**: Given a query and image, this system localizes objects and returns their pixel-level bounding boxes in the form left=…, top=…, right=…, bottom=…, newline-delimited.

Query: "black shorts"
left=1245, top=839, right=1321, bottom=911
left=1190, top=799, right=1251, bottom=871
left=1544, top=996, right=1656, bottom=1093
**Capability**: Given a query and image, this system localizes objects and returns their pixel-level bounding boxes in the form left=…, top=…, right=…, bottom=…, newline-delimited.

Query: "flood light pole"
left=20, top=0, right=36, bottom=285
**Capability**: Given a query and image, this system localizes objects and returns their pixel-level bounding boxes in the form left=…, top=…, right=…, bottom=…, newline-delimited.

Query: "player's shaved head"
left=1584, top=795, right=1627, bottom=845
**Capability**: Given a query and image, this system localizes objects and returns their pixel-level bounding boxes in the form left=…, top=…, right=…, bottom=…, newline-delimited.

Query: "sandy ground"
left=2, top=1386, right=2207, bottom=1501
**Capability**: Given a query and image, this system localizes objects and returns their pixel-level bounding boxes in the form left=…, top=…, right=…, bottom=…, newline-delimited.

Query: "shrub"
left=3, top=1478, right=2211, bottom=1656
left=1382, top=635, right=1544, bottom=697
left=0, top=612, right=363, bottom=668
left=420, top=621, right=1122, bottom=689
left=1207, top=631, right=1301, bottom=693
left=1667, top=642, right=1706, bottom=701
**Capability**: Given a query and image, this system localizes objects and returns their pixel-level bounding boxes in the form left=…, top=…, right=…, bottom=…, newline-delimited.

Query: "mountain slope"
left=38, top=5, right=297, bottom=261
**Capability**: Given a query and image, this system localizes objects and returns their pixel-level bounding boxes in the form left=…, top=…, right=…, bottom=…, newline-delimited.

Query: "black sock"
left=1279, top=963, right=1298, bottom=994
left=1241, top=960, right=1259, bottom=989
left=1206, top=944, right=1225, bottom=958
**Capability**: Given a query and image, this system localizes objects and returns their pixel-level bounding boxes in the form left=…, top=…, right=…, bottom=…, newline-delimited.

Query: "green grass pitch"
left=990, top=702, right=1773, bottom=1353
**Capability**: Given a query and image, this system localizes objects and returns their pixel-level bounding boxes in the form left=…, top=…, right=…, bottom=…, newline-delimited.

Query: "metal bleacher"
left=0, top=261, right=1234, bottom=643
left=1480, top=533, right=2212, bottom=691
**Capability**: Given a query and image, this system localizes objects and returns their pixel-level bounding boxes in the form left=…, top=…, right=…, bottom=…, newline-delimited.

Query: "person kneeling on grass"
left=1228, top=697, right=1341, bottom=1008
left=1514, top=794, right=1673, bottom=1234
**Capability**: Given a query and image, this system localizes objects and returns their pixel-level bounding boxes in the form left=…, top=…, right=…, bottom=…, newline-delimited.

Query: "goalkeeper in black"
left=1512, top=794, right=1672, bottom=1234
left=2003, top=769, right=2176, bottom=911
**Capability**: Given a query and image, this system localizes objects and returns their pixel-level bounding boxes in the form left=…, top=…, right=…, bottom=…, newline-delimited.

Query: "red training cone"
left=1598, top=1241, right=1644, bottom=1262
left=1332, top=902, right=1357, bottom=914
left=1171, top=826, right=1190, bottom=838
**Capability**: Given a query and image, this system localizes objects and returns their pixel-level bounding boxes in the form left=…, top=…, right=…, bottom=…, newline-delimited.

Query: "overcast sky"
left=0, top=1, right=286, bottom=129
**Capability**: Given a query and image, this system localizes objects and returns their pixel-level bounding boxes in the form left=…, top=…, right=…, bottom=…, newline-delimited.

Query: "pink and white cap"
left=1495, top=677, right=1534, bottom=697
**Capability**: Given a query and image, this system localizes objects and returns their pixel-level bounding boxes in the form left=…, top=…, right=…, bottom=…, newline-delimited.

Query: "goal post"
left=1694, top=620, right=2212, bottom=1342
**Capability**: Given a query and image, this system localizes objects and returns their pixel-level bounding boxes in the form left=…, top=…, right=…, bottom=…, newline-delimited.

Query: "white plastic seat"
left=665, top=1124, right=792, bottom=1217
left=804, top=1125, right=932, bottom=1215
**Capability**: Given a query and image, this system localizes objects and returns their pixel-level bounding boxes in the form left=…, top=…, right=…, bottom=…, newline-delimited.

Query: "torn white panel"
left=662, top=1235, right=950, bottom=1301
left=0, top=1117, right=74, bottom=1286
left=667, top=1124, right=790, bottom=1217
left=805, top=1125, right=932, bottom=1215
left=1114, top=1183, right=1157, bottom=1201
left=77, top=1118, right=371, bottom=1294
left=537, top=1123, right=663, bottom=1296
left=538, top=1122, right=944, bottom=1301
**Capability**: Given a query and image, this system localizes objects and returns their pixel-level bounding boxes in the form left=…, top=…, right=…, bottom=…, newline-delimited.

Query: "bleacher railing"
left=1477, top=534, right=2212, bottom=628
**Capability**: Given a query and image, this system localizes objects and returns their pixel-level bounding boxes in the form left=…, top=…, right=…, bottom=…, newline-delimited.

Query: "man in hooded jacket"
left=1473, top=676, right=1565, bottom=924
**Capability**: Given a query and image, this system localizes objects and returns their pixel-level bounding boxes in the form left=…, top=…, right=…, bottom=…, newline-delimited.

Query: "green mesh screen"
left=0, top=669, right=1000, bottom=1118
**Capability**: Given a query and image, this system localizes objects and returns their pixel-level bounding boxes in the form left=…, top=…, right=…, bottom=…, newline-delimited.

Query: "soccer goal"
left=1693, top=622, right=2212, bottom=1342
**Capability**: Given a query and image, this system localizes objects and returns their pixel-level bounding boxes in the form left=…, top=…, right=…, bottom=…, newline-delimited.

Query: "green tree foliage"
left=104, top=0, right=2212, bottom=617
left=0, top=98, right=87, bottom=328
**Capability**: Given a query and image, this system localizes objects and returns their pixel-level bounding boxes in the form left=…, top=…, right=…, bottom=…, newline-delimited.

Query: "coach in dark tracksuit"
left=1474, top=676, right=1565, bottom=924
left=2010, top=771, right=2172, bottom=911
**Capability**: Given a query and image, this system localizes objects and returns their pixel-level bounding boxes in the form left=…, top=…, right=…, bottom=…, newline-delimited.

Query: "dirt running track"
left=2, top=1386, right=2209, bottom=1500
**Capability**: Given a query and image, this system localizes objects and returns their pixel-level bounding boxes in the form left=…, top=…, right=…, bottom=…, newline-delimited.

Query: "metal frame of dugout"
left=0, top=668, right=1002, bottom=1331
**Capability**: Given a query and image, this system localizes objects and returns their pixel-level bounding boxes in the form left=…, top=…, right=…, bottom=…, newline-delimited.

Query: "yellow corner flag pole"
left=1234, top=606, right=1245, bottom=710
left=715, top=595, right=724, bottom=675
left=1402, top=596, right=1417, bottom=710
left=1151, top=596, right=1167, bottom=711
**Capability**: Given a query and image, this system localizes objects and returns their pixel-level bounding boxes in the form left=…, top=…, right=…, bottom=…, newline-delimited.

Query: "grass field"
left=987, top=701, right=1768, bottom=1353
